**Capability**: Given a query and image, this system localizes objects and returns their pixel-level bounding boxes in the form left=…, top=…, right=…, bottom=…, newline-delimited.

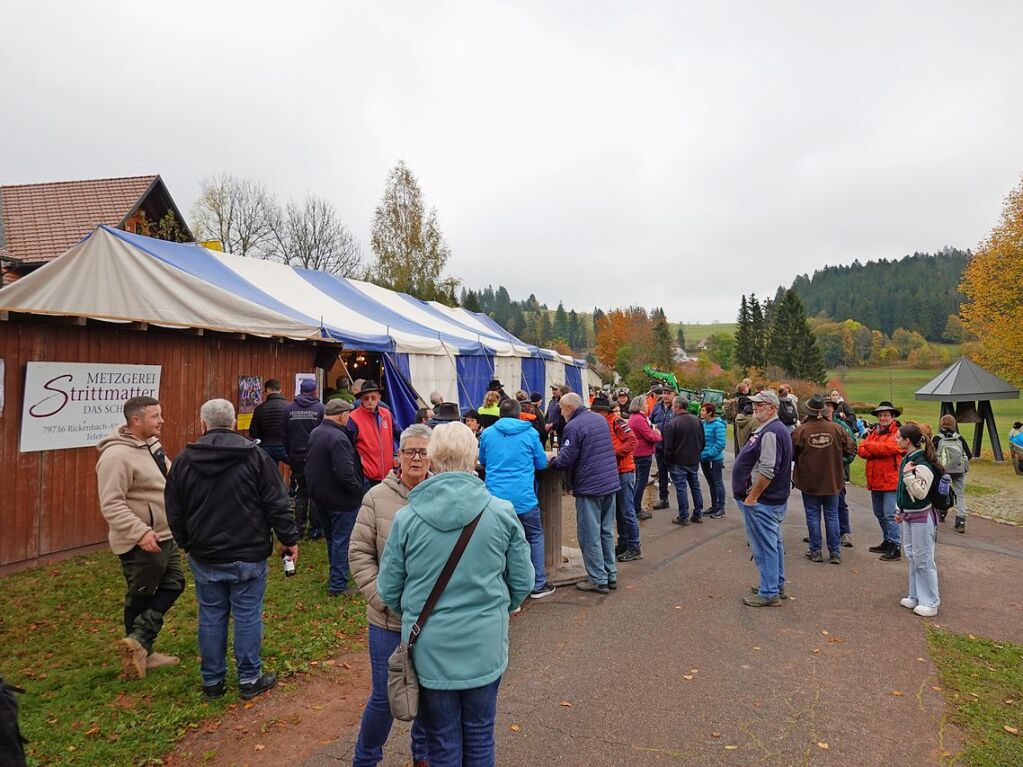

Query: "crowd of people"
left=92, top=371, right=977, bottom=767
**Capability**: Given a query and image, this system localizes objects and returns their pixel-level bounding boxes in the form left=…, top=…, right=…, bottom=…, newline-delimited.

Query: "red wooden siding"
left=0, top=320, right=320, bottom=570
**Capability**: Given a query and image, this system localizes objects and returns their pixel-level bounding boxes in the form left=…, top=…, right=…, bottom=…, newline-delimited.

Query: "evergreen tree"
left=462, top=289, right=482, bottom=313
left=506, top=303, right=526, bottom=338
left=493, top=285, right=512, bottom=326
left=567, top=310, right=581, bottom=349
left=534, top=311, right=550, bottom=346
left=554, top=302, right=569, bottom=341
left=734, top=295, right=753, bottom=369
left=676, top=324, right=686, bottom=352
left=651, top=311, right=674, bottom=368
left=767, top=289, right=826, bottom=382
left=592, top=307, right=605, bottom=335
left=750, top=294, right=768, bottom=367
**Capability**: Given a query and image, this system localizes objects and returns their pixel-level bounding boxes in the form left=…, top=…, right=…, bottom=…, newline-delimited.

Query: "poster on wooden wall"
left=295, top=372, right=316, bottom=397
left=237, top=375, right=262, bottom=431
left=20, top=362, right=162, bottom=453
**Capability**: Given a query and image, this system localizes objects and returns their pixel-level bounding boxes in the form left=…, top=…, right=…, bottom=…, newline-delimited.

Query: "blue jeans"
left=801, top=492, right=841, bottom=555
left=259, top=443, right=288, bottom=468
left=353, top=625, right=428, bottom=766
left=517, top=508, right=547, bottom=591
left=700, top=459, right=725, bottom=512
left=903, top=517, right=940, bottom=609
left=735, top=500, right=787, bottom=598
left=668, top=463, right=703, bottom=520
left=654, top=450, right=669, bottom=502
left=615, top=472, right=640, bottom=551
left=633, top=455, right=652, bottom=515
left=187, top=557, right=267, bottom=686
left=419, top=678, right=501, bottom=767
left=321, top=507, right=358, bottom=593
left=837, top=484, right=851, bottom=536
left=575, top=494, right=617, bottom=585
left=871, top=490, right=900, bottom=545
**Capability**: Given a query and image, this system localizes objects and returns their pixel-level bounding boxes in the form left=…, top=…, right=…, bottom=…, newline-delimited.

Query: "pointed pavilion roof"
left=915, top=357, right=1020, bottom=402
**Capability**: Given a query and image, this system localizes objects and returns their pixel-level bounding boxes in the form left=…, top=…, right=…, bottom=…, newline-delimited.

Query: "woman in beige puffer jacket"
left=348, top=424, right=431, bottom=765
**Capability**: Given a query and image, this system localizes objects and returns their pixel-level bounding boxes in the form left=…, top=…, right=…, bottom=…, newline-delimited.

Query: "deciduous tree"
left=274, top=195, right=362, bottom=277
left=190, top=173, right=280, bottom=258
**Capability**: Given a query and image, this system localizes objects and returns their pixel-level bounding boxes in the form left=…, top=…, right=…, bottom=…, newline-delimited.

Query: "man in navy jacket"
left=282, top=379, right=325, bottom=539
left=550, top=393, right=621, bottom=594
left=306, top=399, right=364, bottom=596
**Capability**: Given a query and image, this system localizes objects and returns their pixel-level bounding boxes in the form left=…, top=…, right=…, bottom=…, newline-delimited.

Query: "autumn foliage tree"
left=960, top=175, right=1023, bottom=384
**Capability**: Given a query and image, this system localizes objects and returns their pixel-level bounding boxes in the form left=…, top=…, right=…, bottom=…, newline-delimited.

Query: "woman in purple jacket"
left=628, top=396, right=662, bottom=522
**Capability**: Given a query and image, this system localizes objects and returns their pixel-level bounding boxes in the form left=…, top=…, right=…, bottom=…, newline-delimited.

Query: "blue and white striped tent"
left=0, top=226, right=589, bottom=426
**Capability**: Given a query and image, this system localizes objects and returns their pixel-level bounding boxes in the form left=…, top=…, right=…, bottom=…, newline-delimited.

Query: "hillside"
left=788, top=248, right=970, bottom=341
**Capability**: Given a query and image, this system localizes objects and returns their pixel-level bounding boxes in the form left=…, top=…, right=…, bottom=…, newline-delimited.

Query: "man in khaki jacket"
left=96, top=396, right=184, bottom=679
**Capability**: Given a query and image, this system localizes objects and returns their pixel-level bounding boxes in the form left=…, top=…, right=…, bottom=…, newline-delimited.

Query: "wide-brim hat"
left=805, top=393, right=827, bottom=413
left=488, top=378, right=504, bottom=390
left=358, top=380, right=381, bottom=397
left=872, top=400, right=901, bottom=417
left=432, top=402, right=461, bottom=422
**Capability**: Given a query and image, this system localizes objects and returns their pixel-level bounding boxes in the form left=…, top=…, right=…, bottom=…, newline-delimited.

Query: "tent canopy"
left=915, top=357, right=1020, bottom=402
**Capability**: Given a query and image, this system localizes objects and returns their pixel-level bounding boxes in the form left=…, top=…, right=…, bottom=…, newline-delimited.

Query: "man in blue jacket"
left=306, top=399, right=365, bottom=597
left=282, top=379, right=325, bottom=539
left=479, top=398, right=554, bottom=599
left=550, top=393, right=621, bottom=594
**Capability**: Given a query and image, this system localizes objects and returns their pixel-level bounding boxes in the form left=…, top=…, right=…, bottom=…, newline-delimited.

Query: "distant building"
left=0, top=174, right=191, bottom=284
left=695, top=337, right=710, bottom=352
left=672, top=346, right=689, bottom=363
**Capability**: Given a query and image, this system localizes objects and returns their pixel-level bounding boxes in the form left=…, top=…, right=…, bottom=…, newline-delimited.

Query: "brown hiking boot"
left=119, top=637, right=148, bottom=679
left=146, top=652, right=180, bottom=670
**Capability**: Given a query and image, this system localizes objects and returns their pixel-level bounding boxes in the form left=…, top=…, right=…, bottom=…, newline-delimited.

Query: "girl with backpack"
left=933, top=414, right=972, bottom=533
left=894, top=423, right=944, bottom=617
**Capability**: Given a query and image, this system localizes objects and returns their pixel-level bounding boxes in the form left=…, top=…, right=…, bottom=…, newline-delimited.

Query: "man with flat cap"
left=306, top=399, right=365, bottom=596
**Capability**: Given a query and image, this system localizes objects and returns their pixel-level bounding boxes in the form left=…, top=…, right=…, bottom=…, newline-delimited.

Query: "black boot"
left=868, top=540, right=888, bottom=553
left=879, top=541, right=901, bottom=561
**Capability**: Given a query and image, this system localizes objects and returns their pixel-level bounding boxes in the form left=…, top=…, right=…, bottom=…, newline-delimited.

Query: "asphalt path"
left=308, top=478, right=1023, bottom=766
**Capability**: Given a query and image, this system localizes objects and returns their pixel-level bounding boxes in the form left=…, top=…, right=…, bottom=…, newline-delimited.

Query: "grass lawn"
left=678, top=322, right=735, bottom=343
left=1, top=541, right=366, bottom=766
left=927, top=628, right=1023, bottom=767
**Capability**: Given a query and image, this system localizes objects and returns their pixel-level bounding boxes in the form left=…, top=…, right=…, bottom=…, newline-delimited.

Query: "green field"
left=831, top=365, right=1023, bottom=459
left=677, top=322, right=736, bottom=344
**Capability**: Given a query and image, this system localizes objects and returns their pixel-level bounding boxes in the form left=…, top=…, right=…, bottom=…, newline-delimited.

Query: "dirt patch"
left=166, top=642, right=371, bottom=767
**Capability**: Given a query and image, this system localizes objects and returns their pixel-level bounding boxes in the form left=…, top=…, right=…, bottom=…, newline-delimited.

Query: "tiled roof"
left=0, top=175, right=158, bottom=264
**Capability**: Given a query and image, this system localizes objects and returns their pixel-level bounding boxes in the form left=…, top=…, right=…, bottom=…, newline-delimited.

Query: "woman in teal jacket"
left=378, top=422, right=534, bottom=767
left=699, top=403, right=728, bottom=518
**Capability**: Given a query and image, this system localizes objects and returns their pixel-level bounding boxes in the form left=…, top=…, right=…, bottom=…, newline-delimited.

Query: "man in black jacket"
left=248, top=379, right=288, bottom=467
left=663, top=395, right=706, bottom=526
left=282, top=379, right=325, bottom=540
left=305, top=399, right=364, bottom=596
left=166, top=398, right=298, bottom=701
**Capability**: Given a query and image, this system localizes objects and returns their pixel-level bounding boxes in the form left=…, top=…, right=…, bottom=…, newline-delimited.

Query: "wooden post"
left=536, top=465, right=563, bottom=576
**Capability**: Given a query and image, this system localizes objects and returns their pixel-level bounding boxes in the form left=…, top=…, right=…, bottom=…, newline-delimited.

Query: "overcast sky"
left=2, top=1, right=1021, bottom=323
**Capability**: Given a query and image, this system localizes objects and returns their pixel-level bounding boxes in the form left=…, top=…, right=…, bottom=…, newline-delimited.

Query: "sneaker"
left=529, top=585, right=556, bottom=599
left=939, top=509, right=948, bottom=522
left=617, top=548, right=643, bottom=562
left=691, top=515, right=704, bottom=523
left=652, top=500, right=670, bottom=510
left=751, top=585, right=789, bottom=600
left=743, top=594, right=782, bottom=607
left=829, top=554, right=841, bottom=565
left=868, top=541, right=889, bottom=553
left=576, top=580, right=609, bottom=594
left=954, top=518, right=965, bottom=534
left=913, top=604, right=939, bottom=617
left=802, top=536, right=810, bottom=543
left=709, top=509, right=725, bottom=519
left=118, top=637, right=148, bottom=680
left=239, top=672, right=277, bottom=700
left=671, top=516, right=690, bottom=526
left=146, top=652, right=180, bottom=670
left=900, top=597, right=918, bottom=610
left=614, top=543, right=627, bottom=557
left=607, top=580, right=618, bottom=590
left=636, top=510, right=653, bottom=520
left=804, top=550, right=823, bottom=563
left=512, top=606, right=522, bottom=614
left=203, top=681, right=226, bottom=699
left=880, top=544, right=901, bottom=561
left=841, top=534, right=854, bottom=548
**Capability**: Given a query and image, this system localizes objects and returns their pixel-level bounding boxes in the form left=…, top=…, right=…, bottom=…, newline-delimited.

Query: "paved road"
left=307, top=481, right=1023, bottom=766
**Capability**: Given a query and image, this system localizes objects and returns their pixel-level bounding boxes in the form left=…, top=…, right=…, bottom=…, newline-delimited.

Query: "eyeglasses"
left=401, top=448, right=428, bottom=459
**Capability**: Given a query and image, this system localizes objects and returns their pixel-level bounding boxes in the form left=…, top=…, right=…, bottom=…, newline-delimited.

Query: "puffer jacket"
left=629, top=412, right=662, bottom=457
left=550, top=408, right=620, bottom=496
left=857, top=421, right=905, bottom=491
left=701, top=416, right=726, bottom=462
left=378, top=472, right=534, bottom=689
left=96, top=428, right=173, bottom=554
left=478, top=417, right=548, bottom=514
left=650, top=400, right=674, bottom=449
left=349, top=470, right=413, bottom=632
left=603, top=412, right=637, bottom=474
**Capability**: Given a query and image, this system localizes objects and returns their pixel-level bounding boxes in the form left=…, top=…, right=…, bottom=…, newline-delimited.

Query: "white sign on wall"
left=20, top=362, right=162, bottom=453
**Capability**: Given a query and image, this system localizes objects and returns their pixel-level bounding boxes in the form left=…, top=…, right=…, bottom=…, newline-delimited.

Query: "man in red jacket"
left=857, top=401, right=906, bottom=561
left=347, top=381, right=396, bottom=489
left=593, top=397, right=641, bottom=562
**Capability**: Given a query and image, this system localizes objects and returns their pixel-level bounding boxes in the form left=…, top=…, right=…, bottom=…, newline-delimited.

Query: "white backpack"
left=937, top=432, right=969, bottom=475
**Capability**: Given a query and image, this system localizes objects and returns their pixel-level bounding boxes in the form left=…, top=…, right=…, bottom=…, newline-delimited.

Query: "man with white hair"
left=549, top=393, right=621, bottom=594
left=166, top=399, right=299, bottom=700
